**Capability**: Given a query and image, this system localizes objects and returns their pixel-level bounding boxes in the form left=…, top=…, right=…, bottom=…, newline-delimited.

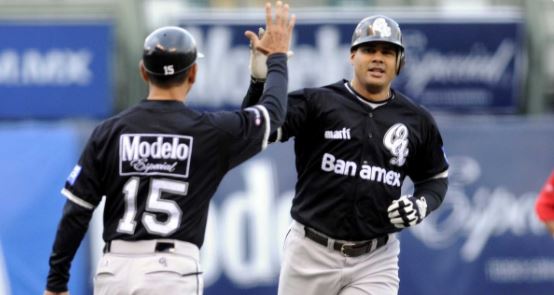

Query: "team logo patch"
left=67, top=165, right=82, bottom=185
left=119, top=133, right=193, bottom=178
left=383, top=123, right=409, bottom=167
left=245, top=107, right=262, bottom=126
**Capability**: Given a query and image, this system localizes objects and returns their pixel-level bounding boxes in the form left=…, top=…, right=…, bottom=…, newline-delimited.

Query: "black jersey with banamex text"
left=275, top=80, right=449, bottom=240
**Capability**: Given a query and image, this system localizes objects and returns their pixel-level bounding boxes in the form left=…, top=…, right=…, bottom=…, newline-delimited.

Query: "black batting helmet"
left=351, top=15, right=405, bottom=74
left=142, top=26, right=204, bottom=76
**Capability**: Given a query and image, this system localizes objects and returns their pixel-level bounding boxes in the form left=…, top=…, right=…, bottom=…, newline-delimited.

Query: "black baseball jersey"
left=245, top=79, right=448, bottom=240
left=61, top=54, right=288, bottom=248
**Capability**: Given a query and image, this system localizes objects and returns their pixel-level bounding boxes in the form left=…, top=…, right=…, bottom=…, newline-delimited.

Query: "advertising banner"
left=0, top=124, right=91, bottom=294
left=0, top=117, right=552, bottom=295
left=398, top=117, right=554, bottom=295
left=0, top=23, right=113, bottom=118
left=179, top=12, right=524, bottom=113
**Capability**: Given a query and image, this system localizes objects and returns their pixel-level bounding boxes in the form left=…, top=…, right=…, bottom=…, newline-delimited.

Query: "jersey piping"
left=61, top=188, right=95, bottom=210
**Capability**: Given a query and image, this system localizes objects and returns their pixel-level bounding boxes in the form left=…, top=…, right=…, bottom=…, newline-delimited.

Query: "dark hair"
left=147, top=67, right=191, bottom=89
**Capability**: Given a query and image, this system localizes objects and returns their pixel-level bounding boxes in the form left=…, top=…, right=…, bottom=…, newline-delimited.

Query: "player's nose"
left=369, top=50, right=385, bottom=61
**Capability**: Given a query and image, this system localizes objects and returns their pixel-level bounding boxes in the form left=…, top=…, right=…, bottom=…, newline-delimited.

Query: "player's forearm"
left=241, top=79, right=264, bottom=109
left=413, top=176, right=448, bottom=214
left=258, top=53, right=288, bottom=133
left=46, top=200, right=94, bottom=292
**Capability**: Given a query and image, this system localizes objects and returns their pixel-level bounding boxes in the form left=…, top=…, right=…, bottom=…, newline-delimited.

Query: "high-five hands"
left=245, top=1, right=296, bottom=56
left=387, top=195, right=428, bottom=228
left=248, top=26, right=295, bottom=81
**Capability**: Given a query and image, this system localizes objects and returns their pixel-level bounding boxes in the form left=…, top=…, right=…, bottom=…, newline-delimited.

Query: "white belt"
left=105, top=239, right=199, bottom=258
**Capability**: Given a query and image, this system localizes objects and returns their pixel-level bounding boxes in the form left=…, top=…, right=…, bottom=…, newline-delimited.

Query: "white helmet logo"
left=371, top=18, right=392, bottom=37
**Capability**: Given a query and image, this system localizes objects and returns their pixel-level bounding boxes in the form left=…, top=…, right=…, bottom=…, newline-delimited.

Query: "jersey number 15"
left=117, top=177, right=188, bottom=236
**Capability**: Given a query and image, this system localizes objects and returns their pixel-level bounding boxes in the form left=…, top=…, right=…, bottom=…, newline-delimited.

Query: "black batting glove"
left=387, top=195, right=428, bottom=228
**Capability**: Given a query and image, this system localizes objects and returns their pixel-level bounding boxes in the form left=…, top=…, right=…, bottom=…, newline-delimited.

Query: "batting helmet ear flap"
left=396, top=48, right=406, bottom=75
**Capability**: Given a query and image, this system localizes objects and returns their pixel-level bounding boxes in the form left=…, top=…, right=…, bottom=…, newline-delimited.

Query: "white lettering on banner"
left=0, top=241, right=11, bottom=295
left=186, top=26, right=351, bottom=107
left=486, top=258, right=554, bottom=282
left=409, top=156, right=545, bottom=262
left=402, top=37, right=516, bottom=96
left=0, top=49, right=92, bottom=86
left=0, top=50, right=18, bottom=84
left=183, top=26, right=517, bottom=108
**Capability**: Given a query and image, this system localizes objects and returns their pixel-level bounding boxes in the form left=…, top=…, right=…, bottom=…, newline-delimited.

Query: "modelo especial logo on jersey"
left=119, top=133, right=193, bottom=178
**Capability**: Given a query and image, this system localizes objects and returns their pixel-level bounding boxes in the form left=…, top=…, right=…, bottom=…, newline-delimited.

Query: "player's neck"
left=350, top=80, right=391, bottom=102
left=147, top=85, right=189, bottom=102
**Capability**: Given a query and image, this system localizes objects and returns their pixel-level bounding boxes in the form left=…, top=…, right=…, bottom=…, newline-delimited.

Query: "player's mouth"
left=368, top=67, right=386, bottom=78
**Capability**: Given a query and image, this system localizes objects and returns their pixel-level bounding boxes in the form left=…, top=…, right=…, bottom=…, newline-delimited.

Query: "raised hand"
left=245, top=1, right=296, bottom=56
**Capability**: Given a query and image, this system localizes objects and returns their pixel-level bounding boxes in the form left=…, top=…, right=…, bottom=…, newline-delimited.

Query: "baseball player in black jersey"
left=243, top=15, right=449, bottom=295
left=44, top=2, right=295, bottom=295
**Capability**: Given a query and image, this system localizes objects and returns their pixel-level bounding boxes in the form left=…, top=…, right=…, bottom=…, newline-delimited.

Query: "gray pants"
left=94, top=240, right=203, bottom=295
left=278, top=221, right=400, bottom=295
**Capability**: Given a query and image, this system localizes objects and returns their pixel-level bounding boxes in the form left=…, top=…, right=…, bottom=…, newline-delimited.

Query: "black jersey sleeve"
left=61, top=126, right=105, bottom=210
left=407, top=114, right=449, bottom=183
left=210, top=53, right=288, bottom=168
left=240, top=57, right=310, bottom=144
left=46, top=200, right=94, bottom=292
left=241, top=80, right=265, bottom=109
left=413, top=177, right=448, bottom=213
left=256, top=53, right=288, bottom=131
left=405, top=111, right=449, bottom=213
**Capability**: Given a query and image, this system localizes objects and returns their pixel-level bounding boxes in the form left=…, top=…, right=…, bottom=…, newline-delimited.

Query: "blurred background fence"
left=0, top=0, right=553, bottom=294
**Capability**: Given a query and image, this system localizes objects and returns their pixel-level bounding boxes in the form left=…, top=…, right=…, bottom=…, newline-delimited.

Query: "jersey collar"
left=343, top=81, right=394, bottom=110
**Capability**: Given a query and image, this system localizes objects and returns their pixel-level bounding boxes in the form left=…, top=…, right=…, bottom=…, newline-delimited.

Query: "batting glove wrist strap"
left=387, top=195, right=428, bottom=228
left=248, top=27, right=294, bottom=81
left=249, top=27, right=269, bottom=80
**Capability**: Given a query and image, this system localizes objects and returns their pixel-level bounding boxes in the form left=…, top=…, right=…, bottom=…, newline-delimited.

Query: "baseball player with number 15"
left=43, top=2, right=295, bottom=295
left=243, top=15, right=449, bottom=295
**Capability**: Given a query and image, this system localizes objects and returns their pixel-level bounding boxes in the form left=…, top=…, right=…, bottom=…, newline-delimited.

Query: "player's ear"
left=139, top=60, right=149, bottom=82
left=187, top=63, right=197, bottom=85
left=349, top=50, right=356, bottom=65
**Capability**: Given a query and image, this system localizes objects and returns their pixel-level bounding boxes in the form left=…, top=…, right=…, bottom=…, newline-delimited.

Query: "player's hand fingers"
left=288, top=13, right=296, bottom=35
left=390, top=217, right=406, bottom=227
left=387, top=200, right=399, bottom=212
left=402, top=202, right=413, bottom=212
left=406, top=211, right=417, bottom=221
left=244, top=30, right=260, bottom=46
left=264, top=2, right=273, bottom=30
left=388, top=210, right=400, bottom=218
left=245, top=31, right=269, bottom=54
left=274, top=1, right=284, bottom=27
left=280, top=2, right=289, bottom=28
